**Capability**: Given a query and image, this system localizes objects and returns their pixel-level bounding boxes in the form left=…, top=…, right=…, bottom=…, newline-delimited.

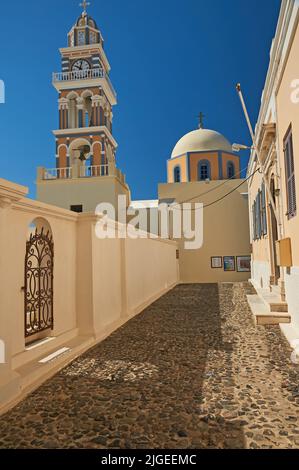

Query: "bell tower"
left=37, top=2, right=130, bottom=213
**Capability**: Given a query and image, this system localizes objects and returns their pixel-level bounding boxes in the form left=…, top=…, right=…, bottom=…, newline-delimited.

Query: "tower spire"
left=79, top=0, right=90, bottom=15
left=198, top=112, right=205, bottom=129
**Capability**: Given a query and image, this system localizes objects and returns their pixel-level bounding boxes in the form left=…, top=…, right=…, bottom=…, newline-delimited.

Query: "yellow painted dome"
left=171, top=128, right=232, bottom=159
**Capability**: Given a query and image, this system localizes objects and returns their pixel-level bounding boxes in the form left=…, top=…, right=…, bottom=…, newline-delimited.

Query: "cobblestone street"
left=1, top=283, right=299, bottom=449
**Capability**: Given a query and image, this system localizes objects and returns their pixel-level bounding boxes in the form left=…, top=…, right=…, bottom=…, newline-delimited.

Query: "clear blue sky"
left=0, top=0, right=281, bottom=200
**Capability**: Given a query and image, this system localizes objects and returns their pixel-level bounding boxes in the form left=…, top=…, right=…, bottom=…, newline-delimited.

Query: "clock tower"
left=37, top=2, right=130, bottom=213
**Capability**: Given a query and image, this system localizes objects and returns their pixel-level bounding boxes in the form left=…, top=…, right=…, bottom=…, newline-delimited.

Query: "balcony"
left=42, top=165, right=109, bottom=180
left=44, top=167, right=72, bottom=180
left=52, top=68, right=116, bottom=100
left=38, top=164, right=127, bottom=185
left=53, top=68, right=105, bottom=82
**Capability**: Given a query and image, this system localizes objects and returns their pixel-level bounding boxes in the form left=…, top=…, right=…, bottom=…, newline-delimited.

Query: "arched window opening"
left=174, top=166, right=181, bottom=183
left=198, top=161, right=211, bottom=181
left=227, top=162, right=235, bottom=179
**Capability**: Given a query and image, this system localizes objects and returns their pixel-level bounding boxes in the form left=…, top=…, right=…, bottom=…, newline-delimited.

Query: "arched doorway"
left=24, top=218, right=54, bottom=341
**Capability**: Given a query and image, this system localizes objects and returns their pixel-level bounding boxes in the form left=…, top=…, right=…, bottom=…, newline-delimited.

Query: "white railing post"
left=53, top=68, right=105, bottom=83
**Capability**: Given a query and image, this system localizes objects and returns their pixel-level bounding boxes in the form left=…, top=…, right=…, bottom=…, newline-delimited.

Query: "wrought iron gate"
left=24, top=228, right=54, bottom=338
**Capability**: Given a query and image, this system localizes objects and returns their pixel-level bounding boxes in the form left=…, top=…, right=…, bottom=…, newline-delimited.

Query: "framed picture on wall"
left=211, top=257, right=222, bottom=269
left=223, top=256, right=236, bottom=272
left=237, top=256, right=251, bottom=273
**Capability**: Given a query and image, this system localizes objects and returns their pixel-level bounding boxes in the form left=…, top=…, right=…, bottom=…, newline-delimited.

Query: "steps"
left=247, top=288, right=291, bottom=326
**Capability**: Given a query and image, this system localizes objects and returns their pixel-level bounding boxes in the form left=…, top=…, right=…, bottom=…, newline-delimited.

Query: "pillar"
left=91, top=95, right=101, bottom=127
left=58, top=98, right=69, bottom=130
left=92, top=141, right=102, bottom=167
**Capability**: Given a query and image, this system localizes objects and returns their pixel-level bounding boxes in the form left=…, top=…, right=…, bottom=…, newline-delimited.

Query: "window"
left=174, top=166, right=181, bottom=183
left=90, top=31, right=97, bottom=44
left=252, top=201, right=257, bottom=241
left=227, top=162, right=235, bottom=179
left=70, top=205, right=83, bottom=213
left=284, top=126, right=297, bottom=219
left=77, top=30, right=86, bottom=46
left=261, top=183, right=267, bottom=236
left=256, top=190, right=261, bottom=239
left=252, top=184, right=267, bottom=240
left=198, top=161, right=211, bottom=181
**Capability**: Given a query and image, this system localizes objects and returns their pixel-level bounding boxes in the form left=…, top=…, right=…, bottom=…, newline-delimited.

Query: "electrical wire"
left=171, top=167, right=260, bottom=211
left=172, top=164, right=250, bottom=203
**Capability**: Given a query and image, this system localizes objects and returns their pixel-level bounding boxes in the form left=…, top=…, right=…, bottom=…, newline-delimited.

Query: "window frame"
left=284, top=125, right=297, bottom=220
left=173, top=166, right=181, bottom=183
left=227, top=161, right=235, bottom=179
left=198, top=160, right=211, bottom=181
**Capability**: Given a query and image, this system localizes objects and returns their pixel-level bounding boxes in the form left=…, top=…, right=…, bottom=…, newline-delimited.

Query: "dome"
left=76, top=13, right=98, bottom=30
left=171, top=128, right=232, bottom=159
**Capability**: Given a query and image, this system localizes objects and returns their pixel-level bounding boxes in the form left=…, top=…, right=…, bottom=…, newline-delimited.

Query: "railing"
left=42, top=165, right=109, bottom=180
left=44, top=168, right=72, bottom=180
left=79, top=165, right=109, bottom=178
left=53, top=68, right=104, bottom=82
left=52, top=69, right=117, bottom=98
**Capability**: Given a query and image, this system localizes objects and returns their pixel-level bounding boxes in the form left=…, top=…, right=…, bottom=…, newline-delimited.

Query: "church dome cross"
left=80, top=0, right=90, bottom=15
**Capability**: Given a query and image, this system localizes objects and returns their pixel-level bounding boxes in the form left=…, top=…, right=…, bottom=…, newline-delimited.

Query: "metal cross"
left=80, top=0, right=90, bottom=14
left=198, top=112, right=205, bottom=129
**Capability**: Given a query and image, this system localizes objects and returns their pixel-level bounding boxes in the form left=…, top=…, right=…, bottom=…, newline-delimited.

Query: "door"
left=24, top=228, right=54, bottom=339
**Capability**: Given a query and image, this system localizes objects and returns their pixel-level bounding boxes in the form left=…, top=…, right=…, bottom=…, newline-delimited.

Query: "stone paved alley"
left=0, top=283, right=299, bottom=449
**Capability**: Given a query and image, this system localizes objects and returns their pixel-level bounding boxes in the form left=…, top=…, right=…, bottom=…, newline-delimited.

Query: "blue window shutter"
left=257, top=192, right=261, bottom=239
left=262, top=183, right=267, bottom=236
left=252, top=202, right=256, bottom=241
left=284, top=128, right=297, bottom=219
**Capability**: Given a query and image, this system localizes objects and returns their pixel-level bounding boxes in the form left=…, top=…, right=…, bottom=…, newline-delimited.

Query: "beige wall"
left=125, top=237, right=179, bottom=314
left=276, top=16, right=299, bottom=265
left=159, top=180, right=251, bottom=283
left=37, top=174, right=130, bottom=214
left=5, top=199, right=78, bottom=358
left=0, top=178, right=179, bottom=408
left=248, top=170, right=271, bottom=263
left=76, top=215, right=179, bottom=339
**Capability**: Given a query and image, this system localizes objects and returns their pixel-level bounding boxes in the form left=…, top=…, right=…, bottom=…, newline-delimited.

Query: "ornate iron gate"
left=24, top=228, right=54, bottom=338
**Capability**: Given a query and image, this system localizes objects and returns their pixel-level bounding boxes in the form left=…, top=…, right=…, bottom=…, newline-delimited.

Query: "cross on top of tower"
left=79, top=0, right=90, bottom=15
left=198, top=112, right=205, bottom=129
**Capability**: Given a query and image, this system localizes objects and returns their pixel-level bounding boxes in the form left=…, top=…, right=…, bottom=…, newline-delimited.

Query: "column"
left=91, top=95, right=101, bottom=126
left=58, top=98, right=68, bottom=130
left=107, top=143, right=116, bottom=176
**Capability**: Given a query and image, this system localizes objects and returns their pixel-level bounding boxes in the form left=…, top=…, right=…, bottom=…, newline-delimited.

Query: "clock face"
left=72, top=60, right=90, bottom=72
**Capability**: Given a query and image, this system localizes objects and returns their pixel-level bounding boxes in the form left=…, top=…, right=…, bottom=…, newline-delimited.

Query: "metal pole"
left=236, top=83, right=280, bottom=225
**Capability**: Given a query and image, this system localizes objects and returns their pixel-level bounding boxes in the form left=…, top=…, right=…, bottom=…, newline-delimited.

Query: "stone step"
left=247, top=294, right=291, bottom=326
left=256, top=289, right=288, bottom=313
left=269, top=302, right=288, bottom=313
left=256, top=312, right=291, bottom=326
